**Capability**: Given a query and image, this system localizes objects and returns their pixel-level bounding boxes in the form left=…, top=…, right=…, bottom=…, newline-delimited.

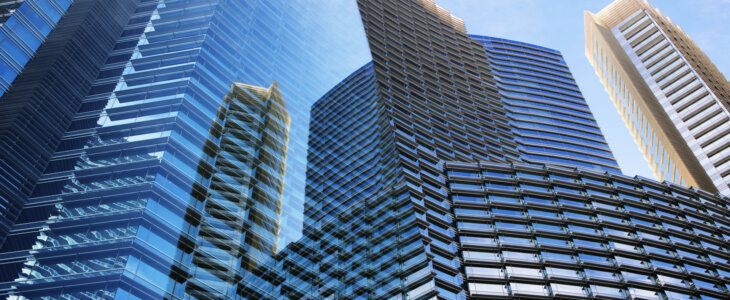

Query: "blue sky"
left=278, top=0, right=729, bottom=249
left=432, top=0, right=730, bottom=179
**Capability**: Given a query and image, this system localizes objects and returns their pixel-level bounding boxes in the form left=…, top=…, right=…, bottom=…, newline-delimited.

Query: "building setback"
left=585, top=0, right=730, bottom=195
left=0, top=0, right=338, bottom=298
left=0, top=0, right=727, bottom=299
left=244, top=0, right=730, bottom=299
left=254, top=0, right=730, bottom=299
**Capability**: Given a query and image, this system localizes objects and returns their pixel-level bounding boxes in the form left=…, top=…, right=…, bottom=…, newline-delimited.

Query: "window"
left=451, top=182, right=482, bottom=190
left=510, top=283, right=548, bottom=296
left=528, top=209, right=557, bottom=218
left=551, top=283, right=586, bottom=297
left=584, top=269, right=618, bottom=280
left=499, top=236, right=532, bottom=245
left=460, top=236, right=495, bottom=247
left=558, top=197, right=586, bottom=207
left=578, top=253, right=610, bottom=265
left=524, top=195, right=552, bottom=205
left=495, top=221, right=527, bottom=230
left=545, top=267, right=581, bottom=279
left=615, top=256, right=647, bottom=268
left=448, top=170, right=479, bottom=177
left=485, top=181, right=515, bottom=190
left=465, top=266, right=502, bottom=278
left=502, top=251, right=538, bottom=262
left=541, top=251, right=573, bottom=262
left=462, top=251, right=499, bottom=262
left=520, top=183, right=550, bottom=192
left=468, top=283, right=508, bottom=296
left=590, top=285, right=624, bottom=298
left=483, top=170, right=512, bottom=179
left=458, top=221, right=491, bottom=230
left=453, top=194, right=485, bottom=203
left=488, top=194, right=520, bottom=203
left=454, top=207, right=487, bottom=216
left=532, top=222, right=562, bottom=232
left=621, top=271, right=654, bottom=284
left=506, top=266, right=542, bottom=279
left=537, top=236, right=568, bottom=247
left=628, top=287, right=661, bottom=300
left=563, top=210, right=592, bottom=221
left=492, top=208, right=523, bottom=216
left=656, top=274, right=687, bottom=288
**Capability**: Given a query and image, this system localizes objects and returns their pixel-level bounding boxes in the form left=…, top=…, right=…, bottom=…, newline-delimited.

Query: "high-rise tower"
left=585, top=0, right=730, bottom=195
left=472, top=35, right=620, bottom=173
left=0, top=0, right=357, bottom=299
left=0, top=0, right=728, bottom=299
left=0, top=0, right=135, bottom=253
left=0, top=0, right=73, bottom=97
left=278, top=0, right=730, bottom=299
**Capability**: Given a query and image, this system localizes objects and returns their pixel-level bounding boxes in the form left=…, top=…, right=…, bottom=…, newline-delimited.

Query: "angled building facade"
left=0, top=0, right=348, bottom=299
left=472, top=35, right=620, bottom=173
left=585, top=0, right=730, bottom=195
left=0, top=0, right=136, bottom=253
left=275, top=0, right=730, bottom=299
left=0, top=0, right=727, bottom=299
left=0, top=0, right=73, bottom=97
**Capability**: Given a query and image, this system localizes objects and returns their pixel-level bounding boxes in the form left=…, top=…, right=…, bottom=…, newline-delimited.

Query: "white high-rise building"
left=585, top=0, right=730, bottom=195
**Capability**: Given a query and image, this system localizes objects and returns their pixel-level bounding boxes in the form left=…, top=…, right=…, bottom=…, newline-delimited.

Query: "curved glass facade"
left=471, top=35, right=621, bottom=174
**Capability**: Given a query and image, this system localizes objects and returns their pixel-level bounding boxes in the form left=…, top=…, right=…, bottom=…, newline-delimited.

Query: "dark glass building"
left=0, top=0, right=728, bottom=299
left=260, top=0, right=730, bottom=299
left=0, top=0, right=73, bottom=96
left=0, top=0, right=137, bottom=252
left=471, top=36, right=620, bottom=173
left=447, top=161, right=730, bottom=300
left=0, top=0, right=360, bottom=299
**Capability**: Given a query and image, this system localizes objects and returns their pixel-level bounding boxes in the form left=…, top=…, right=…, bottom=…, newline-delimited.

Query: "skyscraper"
left=0, top=0, right=728, bottom=299
left=0, top=0, right=73, bottom=97
left=585, top=0, right=730, bottom=195
left=281, top=0, right=730, bottom=299
left=0, top=0, right=360, bottom=299
left=188, top=82, right=290, bottom=297
left=0, top=0, right=136, bottom=252
left=471, top=35, right=620, bottom=173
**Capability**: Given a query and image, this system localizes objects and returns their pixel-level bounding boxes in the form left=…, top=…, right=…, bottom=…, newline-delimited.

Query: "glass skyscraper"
left=272, top=0, right=730, bottom=299
left=471, top=35, right=620, bottom=173
left=0, top=0, right=136, bottom=254
left=0, top=0, right=365, bottom=299
left=0, top=0, right=73, bottom=97
left=0, top=0, right=728, bottom=299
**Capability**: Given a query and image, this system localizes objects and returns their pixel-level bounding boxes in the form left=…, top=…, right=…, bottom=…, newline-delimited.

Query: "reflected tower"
left=0, top=0, right=349, bottom=299
left=188, top=82, right=289, bottom=297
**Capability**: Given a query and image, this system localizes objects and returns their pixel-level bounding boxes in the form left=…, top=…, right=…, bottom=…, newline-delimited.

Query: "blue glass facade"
left=448, top=161, right=730, bottom=300
left=0, top=0, right=727, bottom=299
left=252, top=0, right=730, bottom=299
left=0, top=0, right=73, bottom=96
left=0, top=0, right=137, bottom=252
left=0, top=0, right=366, bottom=299
left=471, top=35, right=621, bottom=173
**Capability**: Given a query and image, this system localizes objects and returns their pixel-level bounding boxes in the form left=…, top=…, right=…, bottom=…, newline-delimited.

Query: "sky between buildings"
left=433, top=0, right=730, bottom=180
left=277, top=0, right=729, bottom=248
